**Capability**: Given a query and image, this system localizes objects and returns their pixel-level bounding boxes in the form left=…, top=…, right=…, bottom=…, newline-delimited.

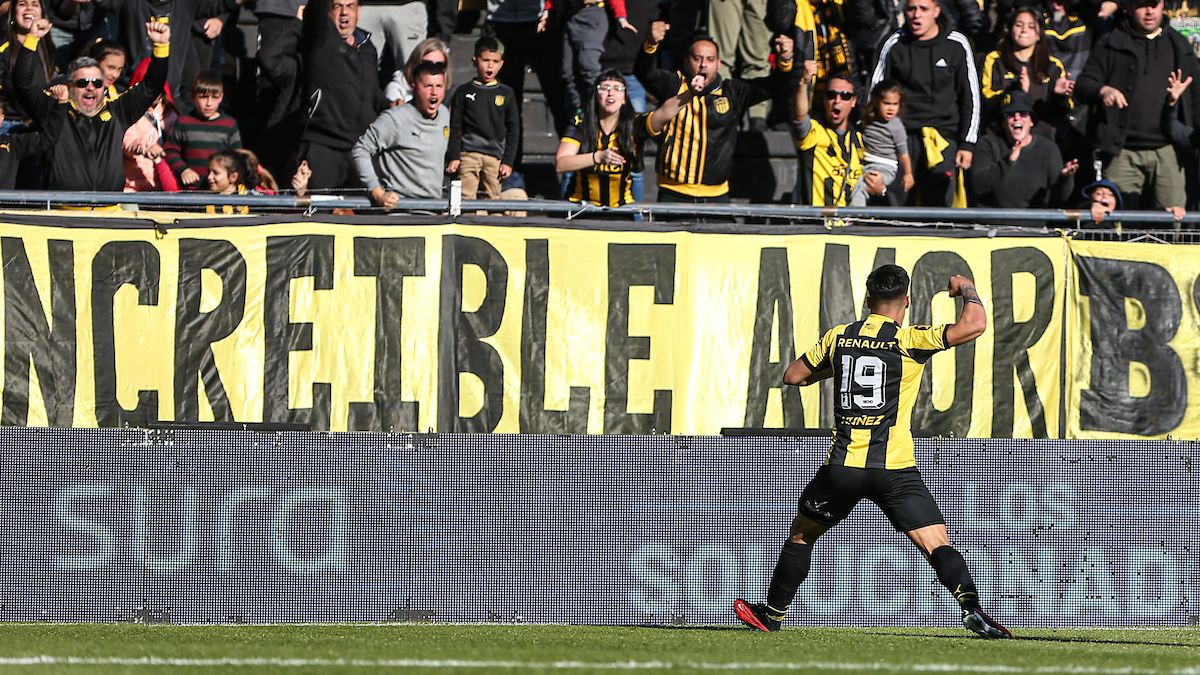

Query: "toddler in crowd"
left=164, top=71, right=241, bottom=189
left=446, top=36, right=519, bottom=200
left=850, top=79, right=914, bottom=207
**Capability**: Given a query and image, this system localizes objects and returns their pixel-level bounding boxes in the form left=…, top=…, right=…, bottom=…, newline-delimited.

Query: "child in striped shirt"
left=164, top=71, right=241, bottom=189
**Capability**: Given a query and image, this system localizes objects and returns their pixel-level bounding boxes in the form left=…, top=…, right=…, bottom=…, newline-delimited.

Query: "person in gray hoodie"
left=352, top=60, right=449, bottom=208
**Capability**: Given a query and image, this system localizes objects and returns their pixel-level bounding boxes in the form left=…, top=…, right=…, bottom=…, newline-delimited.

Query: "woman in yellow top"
left=555, top=69, right=704, bottom=209
left=979, top=6, right=1074, bottom=137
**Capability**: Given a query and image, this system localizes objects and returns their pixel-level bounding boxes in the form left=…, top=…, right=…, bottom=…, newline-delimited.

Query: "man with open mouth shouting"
left=14, top=18, right=171, bottom=192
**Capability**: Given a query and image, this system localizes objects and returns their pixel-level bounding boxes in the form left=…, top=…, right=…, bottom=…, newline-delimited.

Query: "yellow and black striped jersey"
left=562, top=113, right=658, bottom=207
left=800, top=314, right=950, bottom=469
left=634, top=43, right=788, bottom=198
left=793, top=118, right=865, bottom=207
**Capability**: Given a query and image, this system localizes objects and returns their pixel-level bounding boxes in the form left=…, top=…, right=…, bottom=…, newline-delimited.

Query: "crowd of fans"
left=0, top=0, right=1196, bottom=220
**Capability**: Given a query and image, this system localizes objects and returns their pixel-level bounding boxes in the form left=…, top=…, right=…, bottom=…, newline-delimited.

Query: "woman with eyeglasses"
left=0, top=0, right=56, bottom=133
left=555, top=68, right=701, bottom=210
left=978, top=6, right=1073, bottom=137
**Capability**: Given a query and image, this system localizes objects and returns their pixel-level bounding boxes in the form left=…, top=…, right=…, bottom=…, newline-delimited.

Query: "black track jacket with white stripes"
left=870, top=15, right=981, bottom=150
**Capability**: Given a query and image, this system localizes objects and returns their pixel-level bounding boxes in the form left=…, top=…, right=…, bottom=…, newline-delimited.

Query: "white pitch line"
left=0, top=657, right=1197, bottom=674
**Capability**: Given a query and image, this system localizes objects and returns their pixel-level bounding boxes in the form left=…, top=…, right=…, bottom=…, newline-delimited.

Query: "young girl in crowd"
left=849, top=79, right=913, bottom=206
left=1, top=0, right=55, bottom=131
left=84, top=38, right=128, bottom=101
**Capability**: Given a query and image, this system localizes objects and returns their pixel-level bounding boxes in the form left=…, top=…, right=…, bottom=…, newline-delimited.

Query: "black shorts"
left=798, top=465, right=945, bottom=533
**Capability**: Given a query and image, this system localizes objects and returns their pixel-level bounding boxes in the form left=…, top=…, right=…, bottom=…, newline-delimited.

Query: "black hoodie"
left=870, top=13, right=981, bottom=150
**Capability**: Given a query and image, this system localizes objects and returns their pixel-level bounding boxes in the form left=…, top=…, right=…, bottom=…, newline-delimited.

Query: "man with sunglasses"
left=1076, top=0, right=1200, bottom=212
left=792, top=60, right=886, bottom=206
left=14, top=18, right=171, bottom=191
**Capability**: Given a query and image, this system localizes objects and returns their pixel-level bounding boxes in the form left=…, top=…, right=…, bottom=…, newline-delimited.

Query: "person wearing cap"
left=970, top=90, right=1079, bottom=212
left=1081, top=178, right=1123, bottom=224
left=634, top=22, right=793, bottom=207
left=1075, top=0, right=1200, bottom=211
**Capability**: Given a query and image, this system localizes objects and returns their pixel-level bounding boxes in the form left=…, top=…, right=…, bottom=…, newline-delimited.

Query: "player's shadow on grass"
left=873, top=630, right=1197, bottom=648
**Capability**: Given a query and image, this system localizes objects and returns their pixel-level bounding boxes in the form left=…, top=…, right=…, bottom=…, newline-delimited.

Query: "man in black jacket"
left=635, top=23, right=793, bottom=205
left=1075, top=0, right=1199, bottom=211
left=16, top=18, right=170, bottom=191
left=299, top=0, right=389, bottom=190
left=870, top=0, right=980, bottom=207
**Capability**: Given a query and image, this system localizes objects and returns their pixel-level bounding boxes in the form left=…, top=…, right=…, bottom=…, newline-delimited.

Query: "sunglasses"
left=596, top=83, right=626, bottom=93
left=72, top=78, right=104, bottom=89
left=825, top=90, right=855, bottom=101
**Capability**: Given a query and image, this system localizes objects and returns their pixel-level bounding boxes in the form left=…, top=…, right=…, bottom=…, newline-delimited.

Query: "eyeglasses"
left=596, top=83, right=626, bottom=93
left=72, top=78, right=104, bottom=89
left=825, top=90, right=855, bottom=101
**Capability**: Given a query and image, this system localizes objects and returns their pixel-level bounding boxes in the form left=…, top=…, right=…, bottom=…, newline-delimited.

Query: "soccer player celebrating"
left=734, top=265, right=1012, bottom=639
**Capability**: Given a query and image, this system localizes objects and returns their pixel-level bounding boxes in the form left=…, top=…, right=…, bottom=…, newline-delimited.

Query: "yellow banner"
left=0, top=217, right=1195, bottom=438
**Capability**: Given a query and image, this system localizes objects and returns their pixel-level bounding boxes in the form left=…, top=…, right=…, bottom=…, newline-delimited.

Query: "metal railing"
left=0, top=190, right=1193, bottom=239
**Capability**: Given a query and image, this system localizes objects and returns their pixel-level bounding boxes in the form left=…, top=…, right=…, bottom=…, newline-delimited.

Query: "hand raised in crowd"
left=1053, top=75, right=1074, bottom=96
left=499, top=163, right=512, bottom=179
left=536, top=10, right=548, bottom=33
left=955, top=149, right=973, bottom=170
left=773, top=33, right=794, bottom=62
left=370, top=186, right=400, bottom=210
left=146, top=20, right=171, bottom=44
left=1018, top=66, right=1030, bottom=93
left=1060, top=158, right=1079, bottom=177
left=802, top=59, right=818, bottom=82
left=1166, top=68, right=1193, bottom=106
left=48, top=83, right=67, bottom=102
left=291, top=160, right=311, bottom=196
left=180, top=168, right=200, bottom=186
left=446, top=159, right=460, bottom=175
left=1099, top=85, right=1127, bottom=109
left=617, top=17, right=637, bottom=33
left=688, top=74, right=706, bottom=94
left=648, top=20, right=669, bottom=45
left=29, top=18, right=50, bottom=39
left=202, top=17, right=224, bottom=39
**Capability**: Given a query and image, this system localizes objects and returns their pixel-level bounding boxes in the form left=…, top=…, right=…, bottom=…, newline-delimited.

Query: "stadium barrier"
left=5, top=427, right=1195, bottom=627
left=1, top=213, right=1198, bottom=438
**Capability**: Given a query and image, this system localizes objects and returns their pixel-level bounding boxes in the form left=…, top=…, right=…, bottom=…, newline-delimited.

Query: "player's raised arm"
left=944, top=274, right=987, bottom=346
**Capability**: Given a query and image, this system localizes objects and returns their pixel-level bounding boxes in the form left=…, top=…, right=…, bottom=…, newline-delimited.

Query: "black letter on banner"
left=92, top=241, right=160, bottom=427
left=263, top=235, right=334, bottom=430
left=437, top=235, right=507, bottom=432
left=604, top=243, right=674, bottom=433
left=520, top=239, right=589, bottom=433
left=174, top=239, right=247, bottom=422
left=744, top=247, right=803, bottom=429
left=348, top=237, right=424, bottom=432
left=817, top=244, right=895, bottom=427
left=910, top=251, right=974, bottom=437
left=2, top=238, right=76, bottom=425
left=1077, top=255, right=1184, bottom=434
left=990, top=247, right=1053, bottom=438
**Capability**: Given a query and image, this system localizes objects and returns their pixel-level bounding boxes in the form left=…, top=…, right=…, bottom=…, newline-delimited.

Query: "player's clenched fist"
left=947, top=275, right=975, bottom=297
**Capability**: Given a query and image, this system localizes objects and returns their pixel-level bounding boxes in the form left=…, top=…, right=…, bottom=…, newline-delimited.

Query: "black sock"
left=929, top=545, right=980, bottom=610
left=765, top=540, right=812, bottom=619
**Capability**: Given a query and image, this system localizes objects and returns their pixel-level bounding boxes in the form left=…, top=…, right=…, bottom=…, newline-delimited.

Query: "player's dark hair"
left=866, top=264, right=910, bottom=301
left=473, top=36, right=503, bottom=57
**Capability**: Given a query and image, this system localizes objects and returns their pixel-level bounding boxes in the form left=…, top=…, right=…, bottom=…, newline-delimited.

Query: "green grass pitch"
left=0, top=624, right=1197, bottom=674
